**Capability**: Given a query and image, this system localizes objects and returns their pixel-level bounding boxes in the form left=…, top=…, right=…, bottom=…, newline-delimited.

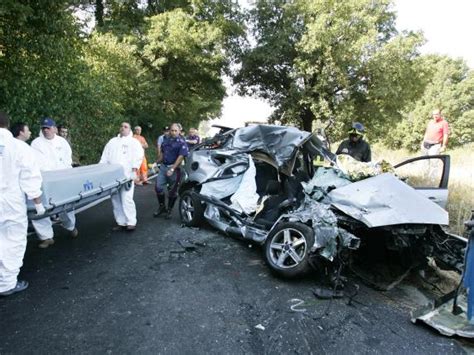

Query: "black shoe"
left=154, top=205, right=166, bottom=218
left=0, top=280, right=29, bottom=297
left=165, top=197, right=176, bottom=220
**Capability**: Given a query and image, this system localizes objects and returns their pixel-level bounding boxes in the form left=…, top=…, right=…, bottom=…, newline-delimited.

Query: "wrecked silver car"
left=178, top=125, right=465, bottom=279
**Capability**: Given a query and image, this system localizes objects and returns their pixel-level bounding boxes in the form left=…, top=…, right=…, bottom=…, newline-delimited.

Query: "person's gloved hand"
left=35, top=202, right=46, bottom=216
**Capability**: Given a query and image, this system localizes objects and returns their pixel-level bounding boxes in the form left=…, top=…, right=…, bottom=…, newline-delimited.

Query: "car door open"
left=394, top=155, right=450, bottom=208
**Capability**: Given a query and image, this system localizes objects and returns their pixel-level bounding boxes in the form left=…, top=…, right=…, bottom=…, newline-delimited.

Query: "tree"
left=234, top=0, right=425, bottom=140
left=0, top=0, right=245, bottom=163
left=0, top=0, right=87, bottom=130
left=0, top=1, right=134, bottom=163
left=77, top=32, right=145, bottom=161
left=387, top=55, right=474, bottom=150
left=137, top=9, right=228, bottom=129
left=90, top=0, right=245, bottom=133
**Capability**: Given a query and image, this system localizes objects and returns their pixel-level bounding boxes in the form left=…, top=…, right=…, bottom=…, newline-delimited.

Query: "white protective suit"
left=30, top=134, right=75, bottom=239
left=100, top=134, right=144, bottom=226
left=0, top=128, right=43, bottom=292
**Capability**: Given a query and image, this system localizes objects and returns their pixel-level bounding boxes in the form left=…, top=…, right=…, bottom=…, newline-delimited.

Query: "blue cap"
left=41, top=117, right=56, bottom=128
left=350, top=122, right=365, bottom=134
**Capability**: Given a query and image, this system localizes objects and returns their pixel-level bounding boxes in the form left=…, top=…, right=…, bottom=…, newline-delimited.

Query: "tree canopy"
left=234, top=0, right=427, bottom=141
left=0, top=0, right=472, bottom=162
left=0, top=0, right=244, bottom=163
left=386, top=55, right=474, bottom=150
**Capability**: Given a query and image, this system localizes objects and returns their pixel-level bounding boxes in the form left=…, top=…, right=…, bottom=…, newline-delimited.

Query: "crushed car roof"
left=229, top=125, right=312, bottom=168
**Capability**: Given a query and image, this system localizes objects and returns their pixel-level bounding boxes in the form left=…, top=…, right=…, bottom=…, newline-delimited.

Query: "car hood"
left=327, top=173, right=449, bottom=227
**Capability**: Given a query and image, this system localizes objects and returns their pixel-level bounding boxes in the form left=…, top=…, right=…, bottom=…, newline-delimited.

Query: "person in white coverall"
left=100, top=122, right=144, bottom=231
left=31, top=117, right=78, bottom=248
left=0, top=112, right=45, bottom=296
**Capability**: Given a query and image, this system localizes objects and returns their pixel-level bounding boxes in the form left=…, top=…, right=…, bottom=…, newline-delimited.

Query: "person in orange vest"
left=133, top=126, right=149, bottom=185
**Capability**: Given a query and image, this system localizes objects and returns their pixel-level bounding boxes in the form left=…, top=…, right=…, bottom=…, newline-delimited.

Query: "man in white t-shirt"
left=31, top=117, right=78, bottom=248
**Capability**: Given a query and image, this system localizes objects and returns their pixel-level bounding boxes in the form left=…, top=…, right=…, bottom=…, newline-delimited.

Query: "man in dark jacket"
left=336, top=122, right=371, bottom=162
left=154, top=123, right=189, bottom=219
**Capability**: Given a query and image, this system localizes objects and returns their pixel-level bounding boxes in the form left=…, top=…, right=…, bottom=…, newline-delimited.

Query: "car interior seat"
left=254, top=180, right=289, bottom=229
left=255, top=161, right=279, bottom=196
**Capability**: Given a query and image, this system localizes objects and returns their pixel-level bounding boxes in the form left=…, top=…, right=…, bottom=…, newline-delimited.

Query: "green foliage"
left=0, top=1, right=87, bottom=135
left=235, top=0, right=425, bottom=139
left=0, top=1, right=127, bottom=163
left=91, top=0, right=244, bottom=153
left=1, top=0, right=470, bottom=162
left=386, top=55, right=474, bottom=150
left=0, top=0, right=243, bottom=163
left=138, top=9, right=227, bottom=129
left=76, top=32, right=143, bottom=162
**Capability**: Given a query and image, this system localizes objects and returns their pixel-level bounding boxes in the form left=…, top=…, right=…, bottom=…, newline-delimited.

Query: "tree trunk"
left=95, top=0, right=104, bottom=28
left=300, top=108, right=315, bottom=132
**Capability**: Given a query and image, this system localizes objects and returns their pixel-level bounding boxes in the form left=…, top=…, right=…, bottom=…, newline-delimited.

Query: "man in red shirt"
left=421, top=109, right=449, bottom=155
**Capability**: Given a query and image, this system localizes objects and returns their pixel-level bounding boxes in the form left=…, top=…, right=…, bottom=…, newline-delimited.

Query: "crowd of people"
left=0, top=112, right=200, bottom=296
left=0, top=109, right=447, bottom=297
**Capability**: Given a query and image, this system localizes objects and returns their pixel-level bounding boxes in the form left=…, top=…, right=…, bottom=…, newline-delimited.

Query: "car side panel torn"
left=200, top=154, right=259, bottom=214
left=229, top=156, right=259, bottom=215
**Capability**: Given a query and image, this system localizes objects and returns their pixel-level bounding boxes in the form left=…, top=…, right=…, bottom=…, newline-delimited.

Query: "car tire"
left=264, top=222, right=315, bottom=278
left=179, top=190, right=204, bottom=227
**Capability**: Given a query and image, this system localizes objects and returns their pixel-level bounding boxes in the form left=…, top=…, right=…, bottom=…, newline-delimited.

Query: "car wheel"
left=264, top=222, right=315, bottom=278
left=179, top=190, right=204, bottom=227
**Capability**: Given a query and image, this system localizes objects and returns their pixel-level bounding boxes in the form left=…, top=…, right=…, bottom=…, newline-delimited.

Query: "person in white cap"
left=100, top=122, right=144, bottom=231
left=0, top=112, right=45, bottom=296
left=31, top=117, right=78, bottom=248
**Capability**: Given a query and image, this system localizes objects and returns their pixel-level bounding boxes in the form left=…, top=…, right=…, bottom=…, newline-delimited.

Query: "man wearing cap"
left=0, top=112, right=45, bottom=296
left=421, top=109, right=449, bottom=155
left=31, top=117, right=78, bottom=248
left=336, top=122, right=371, bottom=162
left=100, top=122, right=144, bottom=231
left=154, top=123, right=189, bottom=219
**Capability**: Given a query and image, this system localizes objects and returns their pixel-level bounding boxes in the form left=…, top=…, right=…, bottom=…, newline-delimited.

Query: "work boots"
left=153, top=195, right=167, bottom=217
left=165, top=197, right=177, bottom=219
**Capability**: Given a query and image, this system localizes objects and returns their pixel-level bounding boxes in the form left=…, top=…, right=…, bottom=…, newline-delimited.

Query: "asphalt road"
left=0, top=184, right=467, bottom=354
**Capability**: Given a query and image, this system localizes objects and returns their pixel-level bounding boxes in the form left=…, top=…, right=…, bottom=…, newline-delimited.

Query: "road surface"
left=0, top=184, right=467, bottom=353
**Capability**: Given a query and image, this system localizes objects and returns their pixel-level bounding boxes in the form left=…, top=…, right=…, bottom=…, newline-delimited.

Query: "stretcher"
left=27, top=164, right=131, bottom=220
